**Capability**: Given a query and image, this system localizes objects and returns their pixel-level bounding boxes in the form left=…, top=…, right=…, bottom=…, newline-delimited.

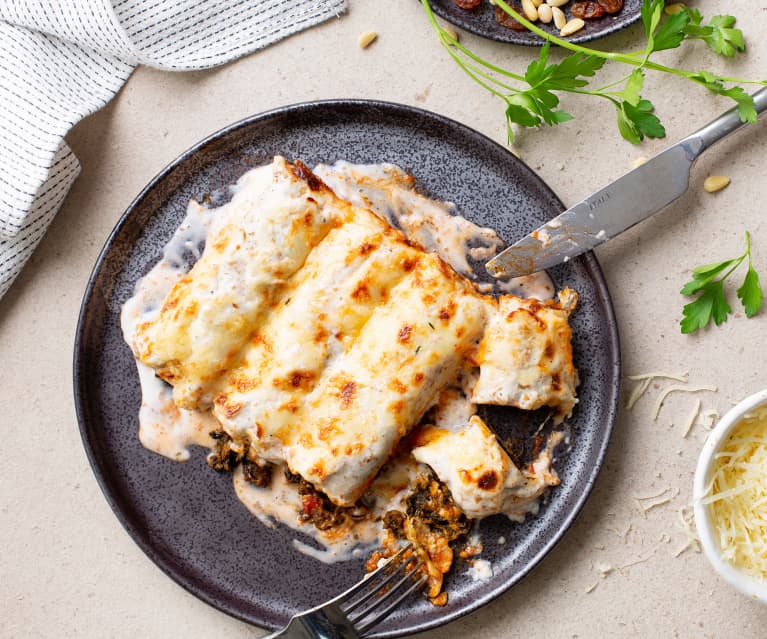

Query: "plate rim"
left=73, top=98, right=621, bottom=637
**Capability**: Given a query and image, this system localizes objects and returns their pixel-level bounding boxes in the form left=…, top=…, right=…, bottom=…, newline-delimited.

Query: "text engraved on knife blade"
left=588, top=191, right=611, bottom=211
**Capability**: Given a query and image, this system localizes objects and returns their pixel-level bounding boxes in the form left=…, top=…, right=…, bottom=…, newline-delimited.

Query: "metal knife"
left=485, top=88, right=767, bottom=279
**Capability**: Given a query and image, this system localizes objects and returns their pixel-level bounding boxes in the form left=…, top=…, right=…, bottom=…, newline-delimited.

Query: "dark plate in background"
left=430, top=0, right=642, bottom=45
left=73, top=100, right=620, bottom=637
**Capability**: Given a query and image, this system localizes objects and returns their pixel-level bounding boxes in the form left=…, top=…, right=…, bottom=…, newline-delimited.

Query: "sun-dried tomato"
left=494, top=5, right=527, bottom=30
left=597, top=0, right=624, bottom=14
left=571, top=1, right=605, bottom=19
left=455, top=0, right=481, bottom=9
left=301, top=493, right=322, bottom=516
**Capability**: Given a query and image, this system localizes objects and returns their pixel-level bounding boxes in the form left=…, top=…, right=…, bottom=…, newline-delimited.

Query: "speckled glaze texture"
left=430, top=0, right=642, bottom=45
left=73, top=101, right=620, bottom=637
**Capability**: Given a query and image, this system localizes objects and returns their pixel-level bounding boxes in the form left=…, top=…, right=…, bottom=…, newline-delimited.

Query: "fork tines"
left=337, top=544, right=427, bottom=635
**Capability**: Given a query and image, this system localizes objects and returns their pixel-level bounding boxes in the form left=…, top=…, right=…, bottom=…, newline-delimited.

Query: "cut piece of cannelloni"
left=471, top=288, right=579, bottom=423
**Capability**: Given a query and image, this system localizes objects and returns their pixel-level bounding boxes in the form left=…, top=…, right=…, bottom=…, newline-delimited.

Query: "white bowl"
left=693, top=388, right=767, bottom=602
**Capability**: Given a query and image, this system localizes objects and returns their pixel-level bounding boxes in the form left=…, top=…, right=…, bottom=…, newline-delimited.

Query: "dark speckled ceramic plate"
left=430, top=0, right=642, bottom=45
left=74, top=100, right=620, bottom=637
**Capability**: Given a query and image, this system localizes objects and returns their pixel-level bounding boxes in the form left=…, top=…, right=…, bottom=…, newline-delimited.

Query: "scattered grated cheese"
left=625, top=372, right=688, bottom=410
left=674, top=504, right=700, bottom=557
left=701, top=409, right=720, bottom=430
left=605, top=523, right=631, bottom=540
left=619, top=550, right=656, bottom=570
left=626, top=378, right=652, bottom=410
left=680, top=399, right=702, bottom=438
left=585, top=580, right=600, bottom=593
left=659, top=532, right=671, bottom=544
left=627, top=371, right=690, bottom=382
left=702, top=404, right=767, bottom=576
left=652, top=384, right=718, bottom=421
left=633, top=487, right=679, bottom=518
left=593, top=560, right=613, bottom=577
left=634, top=487, right=671, bottom=500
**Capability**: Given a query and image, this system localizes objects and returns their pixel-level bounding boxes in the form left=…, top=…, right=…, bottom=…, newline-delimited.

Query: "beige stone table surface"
left=2, top=1, right=767, bottom=637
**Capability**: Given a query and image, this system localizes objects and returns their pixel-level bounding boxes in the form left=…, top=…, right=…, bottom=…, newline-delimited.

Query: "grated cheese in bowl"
left=694, top=389, right=767, bottom=602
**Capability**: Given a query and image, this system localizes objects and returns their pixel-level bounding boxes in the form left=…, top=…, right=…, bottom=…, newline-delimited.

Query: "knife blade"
left=486, top=88, right=767, bottom=279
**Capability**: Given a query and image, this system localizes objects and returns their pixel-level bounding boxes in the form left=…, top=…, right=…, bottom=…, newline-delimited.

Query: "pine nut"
left=443, top=26, right=459, bottom=41
left=530, top=0, right=543, bottom=6
left=664, top=2, right=686, bottom=15
left=560, top=18, right=584, bottom=36
left=522, top=0, right=539, bottom=21
left=358, top=30, right=378, bottom=49
left=538, top=3, right=553, bottom=23
left=552, top=6, right=567, bottom=29
left=547, top=0, right=569, bottom=7
left=631, top=156, right=649, bottom=169
left=703, top=175, right=731, bottom=193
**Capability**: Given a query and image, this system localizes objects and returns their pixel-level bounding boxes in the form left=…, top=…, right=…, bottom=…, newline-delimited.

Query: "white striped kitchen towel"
left=0, top=0, right=346, bottom=300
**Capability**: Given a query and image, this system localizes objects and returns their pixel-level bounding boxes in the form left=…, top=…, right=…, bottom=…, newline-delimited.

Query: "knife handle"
left=683, top=87, right=767, bottom=160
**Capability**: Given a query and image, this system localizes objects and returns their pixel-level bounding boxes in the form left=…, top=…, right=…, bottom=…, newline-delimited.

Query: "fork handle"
left=262, top=616, right=358, bottom=639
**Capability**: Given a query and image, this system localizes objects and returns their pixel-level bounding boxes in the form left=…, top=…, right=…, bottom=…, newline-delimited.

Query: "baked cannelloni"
left=124, top=156, right=581, bottom=606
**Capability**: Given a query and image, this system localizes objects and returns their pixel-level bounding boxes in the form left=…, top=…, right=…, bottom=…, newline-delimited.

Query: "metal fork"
left=263, top=545, right=427, bottom=639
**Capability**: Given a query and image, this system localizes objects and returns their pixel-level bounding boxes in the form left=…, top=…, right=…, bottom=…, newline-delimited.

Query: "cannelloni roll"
left=133, top=157, right=339, bottom=409
left=287, top=254, right=489, bottom=506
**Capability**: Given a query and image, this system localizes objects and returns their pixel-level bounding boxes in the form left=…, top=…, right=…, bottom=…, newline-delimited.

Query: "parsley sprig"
left=422, top=0, right=765, bottom=144
left=680, top=232, right=763, bottom=334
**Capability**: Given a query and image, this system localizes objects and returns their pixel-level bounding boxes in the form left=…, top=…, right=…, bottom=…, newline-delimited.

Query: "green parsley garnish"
left=421, top=0, right=765, bottom=144
left=680, top=232, right=763, bottom=334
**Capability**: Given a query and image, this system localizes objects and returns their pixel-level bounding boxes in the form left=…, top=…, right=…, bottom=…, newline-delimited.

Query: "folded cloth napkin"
left=0, top=0, right=346, bottom=299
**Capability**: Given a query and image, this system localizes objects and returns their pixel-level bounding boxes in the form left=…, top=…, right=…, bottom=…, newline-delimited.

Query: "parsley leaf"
left=680, top=232, right=763, bottom=334
left=616, top=99, right=665, bottom=144
left=504, top=43, right=602, bottom=135
left=651, top=9, right=689, bottom=52
left=641, top=0, right=665, bottom=46
left=737, top=266, right=763, bottom=317
left=547, top=52, right=605, bottom=89
left=685, top=10, right=746, bottom=58
left=688, top=73, right=759, bottom=123
left=680, top=258, right=737, bottom=295
left=681, top=280, right=731, bottom=333
left=619, top=69, right=645, bottom=106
